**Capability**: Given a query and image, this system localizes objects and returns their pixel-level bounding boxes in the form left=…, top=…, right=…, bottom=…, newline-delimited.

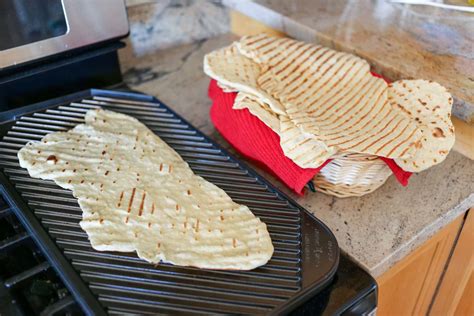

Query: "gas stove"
left=0, top=0, right=376, bottom=315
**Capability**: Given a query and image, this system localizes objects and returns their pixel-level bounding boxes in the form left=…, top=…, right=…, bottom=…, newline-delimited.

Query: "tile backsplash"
left=126, top=0, right=230, bottom=56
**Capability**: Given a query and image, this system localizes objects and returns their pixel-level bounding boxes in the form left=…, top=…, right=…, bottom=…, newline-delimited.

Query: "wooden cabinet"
left=430, top=209, right=473, bottom=315
left=377, top=210, right=473, bottom=316
left=453, top=273, right=474, bottom=316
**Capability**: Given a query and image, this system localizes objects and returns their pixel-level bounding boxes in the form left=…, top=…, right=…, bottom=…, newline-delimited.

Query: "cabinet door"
left=430, top=210, right=473, bottom=316
left=377, top=215, right=464, bottom=316
left=454, top=272, right=474, bottom=316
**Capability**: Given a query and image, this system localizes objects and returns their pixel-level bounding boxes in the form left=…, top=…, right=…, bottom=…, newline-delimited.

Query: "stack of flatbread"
left=204, top=34, right=455, bottom=174
left=18, top=109, right=274, bottom=270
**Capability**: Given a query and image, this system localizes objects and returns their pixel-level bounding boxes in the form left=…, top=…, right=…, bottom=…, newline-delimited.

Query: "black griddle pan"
left=0, top=89, right=339, bottom=315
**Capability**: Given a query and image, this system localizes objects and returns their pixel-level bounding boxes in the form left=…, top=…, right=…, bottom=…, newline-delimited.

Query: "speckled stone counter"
left=118, top=34, right=474, bottom=277
left=125, top=0, right=229, bottom=56
left=223, top=0, right=474, bottom=124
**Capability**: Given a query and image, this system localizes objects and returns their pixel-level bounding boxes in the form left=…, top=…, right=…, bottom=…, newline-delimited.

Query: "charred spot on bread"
left=432, top=127, right=444, bottom=138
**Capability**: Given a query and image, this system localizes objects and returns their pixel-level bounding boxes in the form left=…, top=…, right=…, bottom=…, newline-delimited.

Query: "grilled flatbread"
left=391, top=80, right=455, bottom=172
left=279, top=115, right=336, bottom=169
left=204, top=35, right=454, bottom=173
left=233, top=92, right=281, bottom=134
left=18, top=109, right=273, bottom=270
left=204, top=44, right=286, bottom=115
left=217, top=81, right=238, bottom=93
left=233, top=92, right=334, bottom=168
left=237, top=34, right=422, bottom=159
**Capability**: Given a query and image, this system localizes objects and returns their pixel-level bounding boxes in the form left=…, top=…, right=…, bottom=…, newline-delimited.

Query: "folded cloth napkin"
left=208, top=79, right=412, bottom=195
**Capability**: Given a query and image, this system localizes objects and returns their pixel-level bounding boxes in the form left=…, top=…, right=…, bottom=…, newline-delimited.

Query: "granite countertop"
left=118, top=33, right=474, bottom=277
left=223, top=0, right=474, bottom=124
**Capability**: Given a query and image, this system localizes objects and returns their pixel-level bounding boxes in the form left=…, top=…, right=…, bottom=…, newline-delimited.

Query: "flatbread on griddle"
left=18, top=109, right=273, bottom=270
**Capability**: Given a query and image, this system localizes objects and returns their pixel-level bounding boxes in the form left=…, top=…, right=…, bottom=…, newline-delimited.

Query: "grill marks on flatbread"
left=204, top=44, right=286, bottom=115
left=391, top=80, right=455, bottom=172
left=205, top=34, right=454, bottom=172
left=237, top=35, right=422, bottom=159
left=233, top=92, right=334, bottom=168
left=18, top=109, right=273, bottom=270
left=279, top=116, right=335, bottom=168
left=233, top=92, right=280, bottom=133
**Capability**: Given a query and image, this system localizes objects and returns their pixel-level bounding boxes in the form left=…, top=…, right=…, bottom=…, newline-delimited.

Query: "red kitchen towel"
left=208, top=79, right=412, bottom=194
left=380, top=157, right=411, bottom=186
